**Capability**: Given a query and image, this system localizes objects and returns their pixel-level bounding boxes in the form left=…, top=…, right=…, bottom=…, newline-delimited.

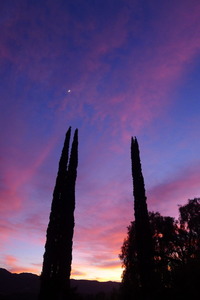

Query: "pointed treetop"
left=63, top=126, right=71, bottom=147
left=131, top=136, right=140, bottom=155
left=67, top=128, right=78, bottom=173
left=67, top=126, right=71, bottom=133
left=131, top=136, right=138, bottom=144
left=131, top=136, right=144, bottom=186
left=74, top=128, right=78, bottom=140
left=57, top=127, right=71, bottom=172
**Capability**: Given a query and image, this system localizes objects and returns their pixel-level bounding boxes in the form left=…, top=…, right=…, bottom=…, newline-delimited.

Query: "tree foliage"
left=120, top=198, right=200, bottom=298
left=179, top=198, right=200, bottom=260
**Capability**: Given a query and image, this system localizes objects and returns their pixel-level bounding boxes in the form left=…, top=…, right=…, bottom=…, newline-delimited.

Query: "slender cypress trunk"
left=131, top=137, right=154, bottom=299
left=39, top=127, right=78, bottom=300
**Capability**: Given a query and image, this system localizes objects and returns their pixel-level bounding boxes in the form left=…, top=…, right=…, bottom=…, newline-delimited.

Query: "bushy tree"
left=170, top=198, right=200, bottom=298
left=178, top=198, right=200, bottom=260
left=120, top=198, right=200, bottom=298
left=120, top=213, right=176, bottom=293
left=119, top=221, right=139, bottom=298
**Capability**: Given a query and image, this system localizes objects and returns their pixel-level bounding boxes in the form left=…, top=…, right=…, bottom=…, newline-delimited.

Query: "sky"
left=0, top=0, right=200, bottom=282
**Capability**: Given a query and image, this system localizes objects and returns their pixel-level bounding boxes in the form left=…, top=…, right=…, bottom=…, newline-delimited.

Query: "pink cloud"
left=71, top=269, right=87, bottom=278
left=0, top=134, right=59, bottom=216
left=0, top=220, right=16, bottom=246
left=148, top=162, right=200, bottom=218
left=4, top=255, right=18, bottom=266
left=1, top=255, right=40, bottom=275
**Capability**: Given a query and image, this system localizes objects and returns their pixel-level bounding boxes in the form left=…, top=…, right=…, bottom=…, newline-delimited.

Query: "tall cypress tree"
left=131, top=137, right=154, bottom=299
left=39, top=127, right=78, bottom=300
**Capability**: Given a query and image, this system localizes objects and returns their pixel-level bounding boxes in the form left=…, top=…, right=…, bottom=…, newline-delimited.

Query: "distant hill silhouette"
left=0, top=268, right=120, bottom=299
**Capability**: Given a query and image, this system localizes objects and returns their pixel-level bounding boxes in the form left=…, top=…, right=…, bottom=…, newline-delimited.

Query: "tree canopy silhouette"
left=39, top=127, right=78, bottom=300
left=120, top=198, right=200, bottom=299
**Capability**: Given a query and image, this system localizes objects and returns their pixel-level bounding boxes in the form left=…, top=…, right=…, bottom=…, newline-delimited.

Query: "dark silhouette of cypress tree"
left=131, top=137, right=154, bottom=299
left=39, top=127, right=78, bottom=300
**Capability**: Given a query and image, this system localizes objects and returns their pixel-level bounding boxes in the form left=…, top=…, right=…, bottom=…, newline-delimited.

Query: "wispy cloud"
left=148, top=162, right=200, bottom=217
left=1, top=254, right=39, bottom=274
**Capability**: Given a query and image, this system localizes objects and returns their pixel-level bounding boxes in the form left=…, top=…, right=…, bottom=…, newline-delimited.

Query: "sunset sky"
left=1, top=0, right=200, bottom=282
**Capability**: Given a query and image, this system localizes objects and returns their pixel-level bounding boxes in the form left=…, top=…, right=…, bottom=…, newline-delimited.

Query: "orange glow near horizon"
left=7, top=263, right=123, bottom=282
left=71, top=264, right=122, bottom=282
